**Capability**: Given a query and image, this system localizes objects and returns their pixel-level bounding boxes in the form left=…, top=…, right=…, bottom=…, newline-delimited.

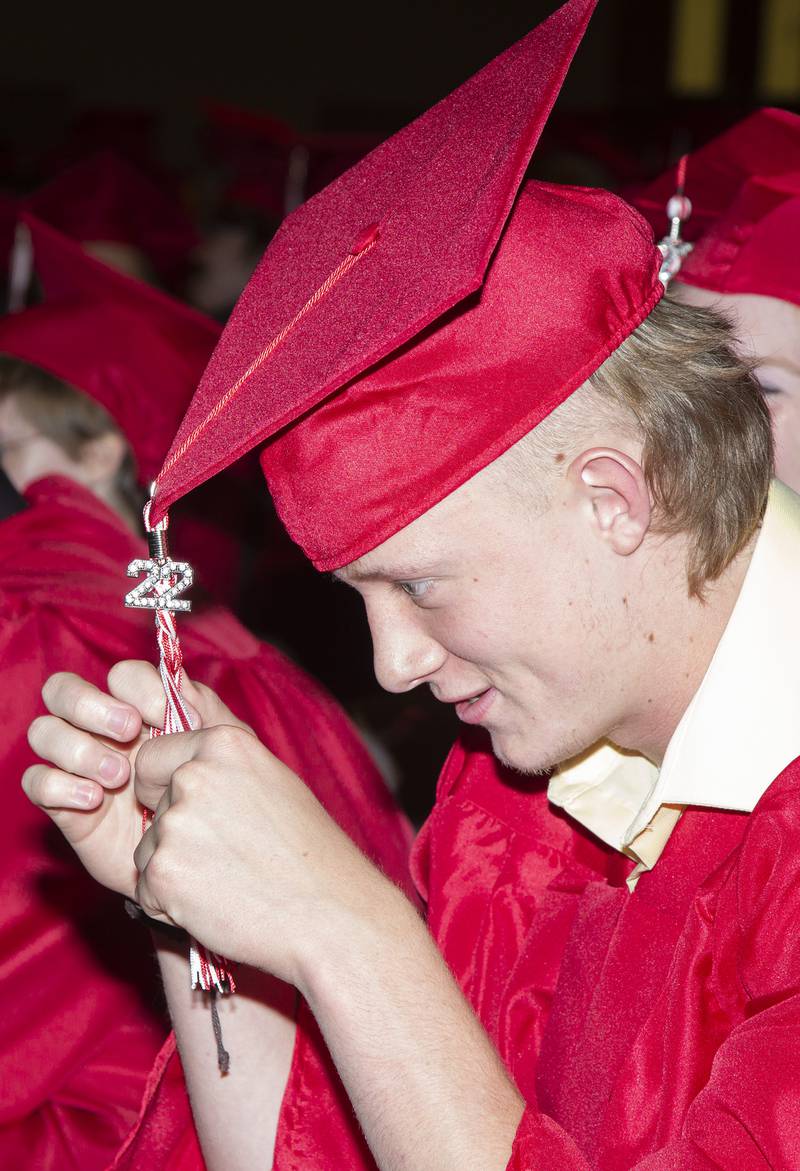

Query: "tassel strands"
left=126, top=489, right=235, bottom=1074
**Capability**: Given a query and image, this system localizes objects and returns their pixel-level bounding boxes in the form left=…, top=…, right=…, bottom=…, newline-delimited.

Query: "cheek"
left=2, top=441, right=74, bottom=492
left=431, top=583, right=549, bottom=671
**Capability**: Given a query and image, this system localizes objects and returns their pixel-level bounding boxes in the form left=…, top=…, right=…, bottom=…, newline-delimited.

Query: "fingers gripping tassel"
left=126, top=486, right=236, bottom=1074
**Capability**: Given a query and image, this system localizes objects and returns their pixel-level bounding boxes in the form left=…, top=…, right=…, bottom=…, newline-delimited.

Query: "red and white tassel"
left=127, top=494, right=235, bottom=1070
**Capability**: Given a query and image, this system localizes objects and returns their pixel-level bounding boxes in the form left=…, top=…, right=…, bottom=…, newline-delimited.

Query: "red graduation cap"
left=631, top=108, right=800, bottom=307
left=0, top=214, right=220, bottom=484
left=153, top=0, right=663, bottom=570
left=24, top=151, right=198, bottom=278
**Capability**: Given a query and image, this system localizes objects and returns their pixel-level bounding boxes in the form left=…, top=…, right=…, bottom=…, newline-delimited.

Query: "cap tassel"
left=126, top=487, right=236, bottom=1074
left=656, top=153, right=694, bottom=287
left=7, top=221, right=34, bottom=313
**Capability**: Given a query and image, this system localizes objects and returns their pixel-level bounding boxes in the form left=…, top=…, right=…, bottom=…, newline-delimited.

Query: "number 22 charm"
left=124, top=557, right=194, bottom=612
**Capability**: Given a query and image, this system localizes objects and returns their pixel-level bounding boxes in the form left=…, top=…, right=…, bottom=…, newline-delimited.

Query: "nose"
left=367, top=601, right=447, bottom=694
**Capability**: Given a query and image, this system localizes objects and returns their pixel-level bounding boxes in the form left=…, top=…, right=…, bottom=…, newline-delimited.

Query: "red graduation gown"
left=0, top=476, right=413, bottom=1171
left=412, top=729, right=800, bottom=1170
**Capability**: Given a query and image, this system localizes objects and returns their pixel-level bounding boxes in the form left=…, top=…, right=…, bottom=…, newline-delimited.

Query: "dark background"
left=2, top=0, right=797, bottom=180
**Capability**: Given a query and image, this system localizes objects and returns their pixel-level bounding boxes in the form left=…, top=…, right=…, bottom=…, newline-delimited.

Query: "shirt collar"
left=549, top=480, right=800, bottom=864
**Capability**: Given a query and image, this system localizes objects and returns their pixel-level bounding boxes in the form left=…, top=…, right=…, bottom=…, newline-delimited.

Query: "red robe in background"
left=0, top=476, right=413, bottom=1171
left=413, top=732, right=800, bottom=1170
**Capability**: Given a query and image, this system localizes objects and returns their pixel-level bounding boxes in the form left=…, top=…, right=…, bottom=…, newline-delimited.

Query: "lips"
left=454, top=687, right=497, bottom=725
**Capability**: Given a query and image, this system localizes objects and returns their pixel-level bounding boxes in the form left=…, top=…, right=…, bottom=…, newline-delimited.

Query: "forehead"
left=339, top=460, right=513, bottom=580
left=679, top=284, right=800, bottom=364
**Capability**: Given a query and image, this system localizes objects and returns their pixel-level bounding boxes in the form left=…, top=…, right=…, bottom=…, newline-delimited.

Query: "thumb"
left=181, top=676, right=255, bottom=736
left=108, top=660, right=202, bottom=732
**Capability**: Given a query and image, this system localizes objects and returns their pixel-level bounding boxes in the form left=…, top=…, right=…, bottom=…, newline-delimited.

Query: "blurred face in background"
left=186, top=225, right=263, bottom=321
left=83, top=241, right=156, bottom=285
left=0, top=391, right=84, bottom=490
left=676, top=285, right=800, bottom=494
left=0, top=371, right=132, bottom=525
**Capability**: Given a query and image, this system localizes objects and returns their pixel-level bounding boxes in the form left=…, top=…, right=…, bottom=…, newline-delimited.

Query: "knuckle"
left=108, top=659, right=153, bottom=695
left=42, top=672, right=74, bottom=712
left=171, top=761, right=197, bottom=796
left=36, top=767, right=64, bottom=807
left=27, top=715, right=54, bottom=754
left=72, top=735, right=100, bottom=777
left=72, top=688, right=102, bottom=729
left=133, top=737, right=154, bottom=776
left=188, top=678, right=211, bottom=705
left=155, top=811, right=178, bottom=848
left=205, top=723, right=244, bottom=755
left=136, top=878, right=159, bottom=918
left=146, top=850, right=173, bottom=896
left=21, top=764, right=43, bottom=802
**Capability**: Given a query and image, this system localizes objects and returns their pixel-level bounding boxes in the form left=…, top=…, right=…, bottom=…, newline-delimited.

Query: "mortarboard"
left=24, top=152, right=198, bottom=279
left=152, top=0, right=663, bottom=570
left=631, top=108, right=800, bottom=307
left=0, top=215, right=220, bottom=484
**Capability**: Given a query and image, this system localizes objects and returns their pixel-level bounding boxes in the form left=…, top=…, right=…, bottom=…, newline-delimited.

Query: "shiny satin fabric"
left=413, top=730, right=800, bottom=1169
left=0, top=476, right=413, bottom=1171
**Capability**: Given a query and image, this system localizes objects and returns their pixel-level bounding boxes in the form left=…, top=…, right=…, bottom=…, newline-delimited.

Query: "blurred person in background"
left=186, top=200, right=280, bottom=322
left=0, top=217, right=412, bottom=1170
left=633, top=108, right=800, bottom=494
left=19, top=151, right=199, bottom=288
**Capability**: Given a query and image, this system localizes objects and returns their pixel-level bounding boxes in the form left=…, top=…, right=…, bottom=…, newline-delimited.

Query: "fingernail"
left=107, top=709, right=131, bottom=737
left=75, top=783, right=98, bottom=808
left=99, top=754, right=123, bottom=781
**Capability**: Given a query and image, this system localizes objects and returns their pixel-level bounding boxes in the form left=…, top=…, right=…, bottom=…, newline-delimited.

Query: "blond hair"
left=506, top=296, right=773, bottom=596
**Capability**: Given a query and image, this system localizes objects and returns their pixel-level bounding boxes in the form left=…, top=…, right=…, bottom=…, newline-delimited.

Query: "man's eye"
left=397, top=580, right=432, bottom=599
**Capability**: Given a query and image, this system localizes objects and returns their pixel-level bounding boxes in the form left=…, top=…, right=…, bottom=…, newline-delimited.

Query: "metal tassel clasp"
left=124, top=486, right=194, bottom=613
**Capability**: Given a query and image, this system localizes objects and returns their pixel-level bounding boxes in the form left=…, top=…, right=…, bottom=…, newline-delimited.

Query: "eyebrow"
left=756, top=356, right=800, bottom=379
left=333, top=561, right=443, bottom=584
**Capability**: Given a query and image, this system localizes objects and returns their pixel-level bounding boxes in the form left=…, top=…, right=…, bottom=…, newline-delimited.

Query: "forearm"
left=298, top=882, right=524, bottom=1171
left=154, top=936, right=297, bottom=1171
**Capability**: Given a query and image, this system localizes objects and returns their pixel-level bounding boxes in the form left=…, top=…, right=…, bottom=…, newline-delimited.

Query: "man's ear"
left=568, top=447, right=651, bottom=556
left=79, top=431, right=128, bottom=489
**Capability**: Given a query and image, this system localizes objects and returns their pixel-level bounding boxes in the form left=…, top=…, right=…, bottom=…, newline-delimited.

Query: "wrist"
left=296, top=879, right=424, bottom=1007
left=124, top=897, right=188, bottom=951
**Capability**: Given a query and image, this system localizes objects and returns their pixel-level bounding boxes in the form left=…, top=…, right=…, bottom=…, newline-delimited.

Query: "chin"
left=489, top=723, right=596, bottom=778
left=489, top=731, right=561, bottom=778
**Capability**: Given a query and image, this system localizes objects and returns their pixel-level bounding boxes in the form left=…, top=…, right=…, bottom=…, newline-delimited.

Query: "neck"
left=612, top=534, right=757, bottom=766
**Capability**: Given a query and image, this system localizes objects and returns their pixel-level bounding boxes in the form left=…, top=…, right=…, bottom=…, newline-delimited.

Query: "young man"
left=632, top=107, right=800, bottom=493
left=22, top=2, right=800, bottom=1167
left=0, top=220, right=412, bottom=1170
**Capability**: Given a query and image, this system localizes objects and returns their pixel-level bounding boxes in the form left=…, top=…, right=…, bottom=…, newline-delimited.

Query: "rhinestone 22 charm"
left=124, top=522, right=193, bottom=613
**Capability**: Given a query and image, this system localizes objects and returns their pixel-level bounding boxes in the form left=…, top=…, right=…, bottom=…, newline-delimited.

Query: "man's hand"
left=23, top=660, right=392, bottom=989
left=132, top=717, right=389, bottom=987
left=21, top=661, right=247, bottom=899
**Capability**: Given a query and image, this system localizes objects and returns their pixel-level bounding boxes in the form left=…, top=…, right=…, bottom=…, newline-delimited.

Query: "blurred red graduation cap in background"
left=0, top=214, right=220, bottom=485
left=631, top=108, right=800, bottom=307
left=203, top=101, right=380, bottom=219
left=23, top=151, right=199, bottom=281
